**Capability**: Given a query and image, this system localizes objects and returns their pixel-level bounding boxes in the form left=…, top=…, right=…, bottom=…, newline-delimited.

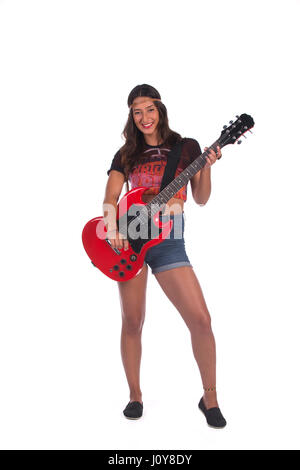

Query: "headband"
left=129, top=98, right=161, bottom=109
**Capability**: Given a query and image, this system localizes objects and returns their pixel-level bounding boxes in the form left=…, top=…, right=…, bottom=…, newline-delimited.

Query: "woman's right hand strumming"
left=103, top=170, right=130, bottom=251
left=106, top=229, right=129, bottom=251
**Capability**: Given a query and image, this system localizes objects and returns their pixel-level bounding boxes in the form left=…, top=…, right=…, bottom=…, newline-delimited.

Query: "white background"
left=0, top=0, right=299, bottom=451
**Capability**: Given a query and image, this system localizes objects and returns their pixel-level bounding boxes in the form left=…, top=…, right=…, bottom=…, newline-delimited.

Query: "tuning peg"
left=229, top=120, right=234, bottom=124
left=242, top=134, right=247, bottom=139
left=237, top=140, right=242, bottom=144
left=236, top=115, right=240, bottom=119
left=248, top=130, right=253, bottom=134
left=223, top=125, right=227, bottom=129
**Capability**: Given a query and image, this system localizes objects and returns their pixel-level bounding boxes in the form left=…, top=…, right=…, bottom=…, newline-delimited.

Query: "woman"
left=103, top=84, right=226, bottom=428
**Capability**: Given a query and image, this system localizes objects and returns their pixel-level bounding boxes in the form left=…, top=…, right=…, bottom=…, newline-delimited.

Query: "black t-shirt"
left=107, top=137, right=202, bottom=201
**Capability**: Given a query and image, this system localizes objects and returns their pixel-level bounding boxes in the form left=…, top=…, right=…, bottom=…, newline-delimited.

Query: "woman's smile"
left=142, top=122, right=153, bottom=129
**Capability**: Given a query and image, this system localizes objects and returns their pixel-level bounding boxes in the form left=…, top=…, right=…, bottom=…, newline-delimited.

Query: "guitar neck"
left=146, top=139, right=220, bottom=215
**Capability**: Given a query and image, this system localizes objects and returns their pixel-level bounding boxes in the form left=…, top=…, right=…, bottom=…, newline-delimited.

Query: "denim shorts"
left=143, top=212, right=193, bottom=274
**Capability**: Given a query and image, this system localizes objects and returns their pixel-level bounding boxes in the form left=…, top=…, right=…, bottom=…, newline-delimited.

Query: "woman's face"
left=131, top=96, right=160, bottom=138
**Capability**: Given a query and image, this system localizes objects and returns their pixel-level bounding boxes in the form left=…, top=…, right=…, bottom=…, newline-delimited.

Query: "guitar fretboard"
left=144, top=140, right=220, bottom=218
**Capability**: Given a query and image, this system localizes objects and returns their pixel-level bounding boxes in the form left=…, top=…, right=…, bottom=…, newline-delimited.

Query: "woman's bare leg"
left=118, top=263, right=148, bottom=403
left=154, top=266, right=218, bottom=409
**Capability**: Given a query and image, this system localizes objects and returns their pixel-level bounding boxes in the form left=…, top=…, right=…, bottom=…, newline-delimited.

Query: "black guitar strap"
left=159, top=138, right=185, bottom=192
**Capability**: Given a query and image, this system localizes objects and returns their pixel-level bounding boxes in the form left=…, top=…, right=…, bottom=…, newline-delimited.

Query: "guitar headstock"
left=218, top=113, right=255, bottom=148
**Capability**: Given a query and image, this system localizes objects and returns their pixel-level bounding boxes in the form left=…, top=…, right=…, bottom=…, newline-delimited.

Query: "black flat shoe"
left=198, top=397, right=227, bottom=428
left=123, top=401, right=143, bottom=420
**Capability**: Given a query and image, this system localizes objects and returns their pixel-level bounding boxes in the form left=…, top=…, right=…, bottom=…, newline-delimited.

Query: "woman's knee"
left=188, top=309, right=212, bottom=333
left=121, top=311, right=145, bottom=334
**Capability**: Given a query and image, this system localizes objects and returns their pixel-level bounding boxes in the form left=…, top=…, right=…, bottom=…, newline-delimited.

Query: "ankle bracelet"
left=203, top=387, right=216, bottom=392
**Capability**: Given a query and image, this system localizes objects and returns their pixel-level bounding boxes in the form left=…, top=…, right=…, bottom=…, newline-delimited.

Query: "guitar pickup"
left=105, top=237, right=121, bottom=255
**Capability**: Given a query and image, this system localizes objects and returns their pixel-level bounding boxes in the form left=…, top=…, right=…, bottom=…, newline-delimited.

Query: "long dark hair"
left=119, top=84, right=182, bottom=191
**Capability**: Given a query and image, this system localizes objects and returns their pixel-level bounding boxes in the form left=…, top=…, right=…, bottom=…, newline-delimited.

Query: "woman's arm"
left=190, top=145, right=221, bottom=206
left=190, top=166, right=211, bottom=206
left=102, top=170, right=129, bottom=250
left=103, top=170, right=124, bottom=230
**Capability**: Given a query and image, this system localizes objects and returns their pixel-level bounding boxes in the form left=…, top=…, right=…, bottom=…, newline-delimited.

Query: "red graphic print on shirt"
left=107, top=138, right=202, bottom=203
left=129, top=147, right=187, bottom=200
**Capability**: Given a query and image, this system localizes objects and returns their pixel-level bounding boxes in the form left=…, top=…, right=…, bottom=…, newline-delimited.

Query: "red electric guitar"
left=82, top=113, right=254, bottom=281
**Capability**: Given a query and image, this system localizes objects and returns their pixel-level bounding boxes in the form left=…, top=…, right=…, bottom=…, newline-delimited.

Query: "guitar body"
left=82, top=187, right=173, bottom=281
